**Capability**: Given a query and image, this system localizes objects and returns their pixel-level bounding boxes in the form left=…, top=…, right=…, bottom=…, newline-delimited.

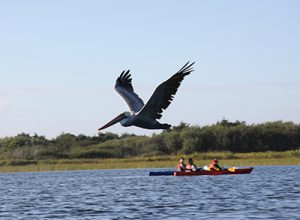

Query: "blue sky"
left=0, top=1, right=299, bottom=138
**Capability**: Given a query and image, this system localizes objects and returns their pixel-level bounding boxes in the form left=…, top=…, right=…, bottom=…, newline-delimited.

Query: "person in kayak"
left=186, top=158, right=198, bottom=172
left=177, top=157, right=186, bottom=171
left=209, top=159, right=223, bottom=171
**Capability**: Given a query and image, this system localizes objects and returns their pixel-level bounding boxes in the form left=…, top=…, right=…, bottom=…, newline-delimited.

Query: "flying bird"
left=98, top=62, right=194, bottom=131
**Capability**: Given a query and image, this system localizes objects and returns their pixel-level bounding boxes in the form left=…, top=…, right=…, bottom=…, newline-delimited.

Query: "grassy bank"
left=0, top=150, right=299, bottom=173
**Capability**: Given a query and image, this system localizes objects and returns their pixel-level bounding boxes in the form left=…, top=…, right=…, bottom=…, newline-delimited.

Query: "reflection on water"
left=0, top=166, right=299, bottom=219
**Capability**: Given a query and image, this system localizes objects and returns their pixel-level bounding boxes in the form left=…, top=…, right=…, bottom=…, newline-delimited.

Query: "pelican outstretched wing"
left=114, top=70, right=145, bottom=113
left=138, top=62, right=194, bottom=119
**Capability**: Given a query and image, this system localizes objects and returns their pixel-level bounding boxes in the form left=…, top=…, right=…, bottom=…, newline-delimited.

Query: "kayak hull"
left=174, top=167, right=253, bottom=176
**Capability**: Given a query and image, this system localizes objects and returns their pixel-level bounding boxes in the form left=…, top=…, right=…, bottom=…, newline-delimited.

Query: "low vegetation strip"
left=0, top=150, right=299, bottom=173
left=1, top=120, right=300, bottom=172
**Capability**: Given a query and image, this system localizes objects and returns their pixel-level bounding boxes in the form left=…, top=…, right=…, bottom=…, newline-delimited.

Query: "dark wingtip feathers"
left=153, top=61, right=194, bottom=115
left=119, top=70, right=131, bottom=81
left=177, top=61, right=195, bottom=76
left=116, top=70, right=133, bottom=92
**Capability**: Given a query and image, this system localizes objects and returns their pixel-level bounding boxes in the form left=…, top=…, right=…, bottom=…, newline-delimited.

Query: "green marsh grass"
left=0, top=150, right=299, bottom=173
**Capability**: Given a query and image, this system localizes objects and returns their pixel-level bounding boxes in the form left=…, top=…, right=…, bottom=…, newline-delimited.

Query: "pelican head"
left=98, top=111, right=131, bottom=131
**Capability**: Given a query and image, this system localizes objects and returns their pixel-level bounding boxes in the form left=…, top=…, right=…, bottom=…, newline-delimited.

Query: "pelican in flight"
left=98, top=62, right=194, bottom=131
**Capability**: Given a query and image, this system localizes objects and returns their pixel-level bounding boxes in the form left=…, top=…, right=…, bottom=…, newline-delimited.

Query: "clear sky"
left=0, top=1, right=299, bottom=138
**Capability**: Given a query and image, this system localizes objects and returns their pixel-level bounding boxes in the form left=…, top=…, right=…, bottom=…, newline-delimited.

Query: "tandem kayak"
left=149, top=167, right=253, bottom=176
left=174, top=167, right=253, bottom=176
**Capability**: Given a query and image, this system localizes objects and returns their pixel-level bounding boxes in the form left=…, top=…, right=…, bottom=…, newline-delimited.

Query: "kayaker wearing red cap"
left=209, top=159, right=223, bottom=171
left=177, top=157, right=186, bottom=171
left=186, top=158, right=198, bottom=172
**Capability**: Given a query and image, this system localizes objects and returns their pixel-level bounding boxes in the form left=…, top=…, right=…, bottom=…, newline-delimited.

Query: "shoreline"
left=0, top=156, right=299, bottom=173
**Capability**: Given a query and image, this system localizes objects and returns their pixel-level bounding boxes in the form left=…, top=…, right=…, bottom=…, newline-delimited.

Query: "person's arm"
left=180, top=163, right=186, bottom=171
left=215, top=164, right=222, bottom=170
left=191, top=164, right=197, bottom=171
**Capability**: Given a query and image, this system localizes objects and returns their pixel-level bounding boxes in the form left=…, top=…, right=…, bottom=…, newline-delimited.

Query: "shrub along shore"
left=0, top=120, right=299, bottom=172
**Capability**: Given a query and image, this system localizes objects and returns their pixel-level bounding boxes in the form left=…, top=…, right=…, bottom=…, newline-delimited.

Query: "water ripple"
left=0, top=166, right=299, bottom=219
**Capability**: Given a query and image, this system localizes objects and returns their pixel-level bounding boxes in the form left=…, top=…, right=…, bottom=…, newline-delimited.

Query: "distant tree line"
left=0, top=120, right=299, bottom=160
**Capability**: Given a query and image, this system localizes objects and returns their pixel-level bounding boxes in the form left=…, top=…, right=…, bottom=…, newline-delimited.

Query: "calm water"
left=0, top=166, right=299, bottom=219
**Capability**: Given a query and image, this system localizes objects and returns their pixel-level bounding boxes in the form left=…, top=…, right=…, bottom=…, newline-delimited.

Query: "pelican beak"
left=98, top=113, right=127, bottom=131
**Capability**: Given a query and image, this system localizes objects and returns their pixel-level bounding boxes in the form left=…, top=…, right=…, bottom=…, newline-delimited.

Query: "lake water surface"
left=0, top=166, right=299, bottom=219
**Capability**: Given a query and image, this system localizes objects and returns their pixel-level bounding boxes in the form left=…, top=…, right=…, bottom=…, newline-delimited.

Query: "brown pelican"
left=98, top=62, right=194, bottom=131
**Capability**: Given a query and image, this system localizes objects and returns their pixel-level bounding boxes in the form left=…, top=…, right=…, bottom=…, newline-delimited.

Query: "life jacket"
left=209, top=163, right=220, bottom=171
left=186, top=164, right=197, bottom=171
left=186, top=164, right=192, bottom=170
